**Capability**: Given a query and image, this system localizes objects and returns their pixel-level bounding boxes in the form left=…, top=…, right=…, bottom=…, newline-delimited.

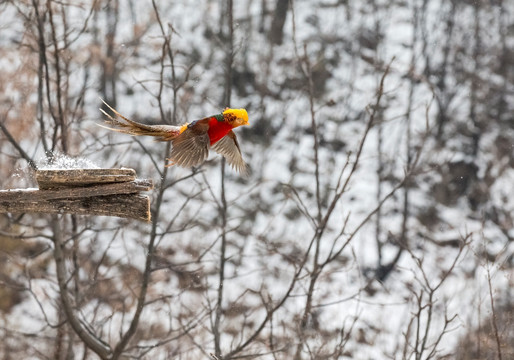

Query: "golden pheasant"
left=100, top=101, right=249, bottom=174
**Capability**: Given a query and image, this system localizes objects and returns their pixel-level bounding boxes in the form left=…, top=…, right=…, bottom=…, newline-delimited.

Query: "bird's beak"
left=238, top=117, right=249, bottom=127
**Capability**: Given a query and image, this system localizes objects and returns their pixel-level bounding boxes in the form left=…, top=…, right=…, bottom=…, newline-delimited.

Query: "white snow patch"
left=38, top=153, right=100, bottom=170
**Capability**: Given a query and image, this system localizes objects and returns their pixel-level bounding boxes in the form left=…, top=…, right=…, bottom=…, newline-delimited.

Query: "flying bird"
left=100, top=101, right=249, bottom=174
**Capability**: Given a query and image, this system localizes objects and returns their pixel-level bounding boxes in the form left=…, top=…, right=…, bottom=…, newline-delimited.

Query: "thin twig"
left=486, top=261, right=503, bottom=360
left=0, top=111, right=38, bottom=170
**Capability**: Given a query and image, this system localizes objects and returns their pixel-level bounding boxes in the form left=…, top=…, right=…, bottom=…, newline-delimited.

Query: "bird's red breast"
left=207, top=117, right=233, bottom=145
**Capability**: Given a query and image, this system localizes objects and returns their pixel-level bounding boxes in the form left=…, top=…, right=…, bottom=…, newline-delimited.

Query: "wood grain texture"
left=0, top=194, right=151, bottom=221
left=36, top=168, right=136, bottom=189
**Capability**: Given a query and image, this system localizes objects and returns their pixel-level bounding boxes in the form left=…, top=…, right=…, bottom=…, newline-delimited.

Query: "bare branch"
left=51, top=216, right=112, bottom=359
left=0, top=111, right=38, bottom=170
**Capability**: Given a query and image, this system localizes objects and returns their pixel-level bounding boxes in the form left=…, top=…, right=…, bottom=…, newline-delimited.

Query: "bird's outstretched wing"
left=99, top=99, right=181, bottom=141
left=167, top=119, right=211, bottom=168
left=212, top=131, right=248, bottom=175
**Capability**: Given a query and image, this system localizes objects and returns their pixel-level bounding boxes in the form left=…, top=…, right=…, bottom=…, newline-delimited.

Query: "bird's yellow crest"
left=223, top=108, right=249, bottom=125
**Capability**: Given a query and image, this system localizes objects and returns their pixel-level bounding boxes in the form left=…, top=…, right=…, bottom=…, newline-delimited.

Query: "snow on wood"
left=0, top=168, right=153, bottom=221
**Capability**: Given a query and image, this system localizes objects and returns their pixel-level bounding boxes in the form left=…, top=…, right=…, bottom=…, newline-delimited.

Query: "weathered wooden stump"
left=0, top=168, right=153, bottom=222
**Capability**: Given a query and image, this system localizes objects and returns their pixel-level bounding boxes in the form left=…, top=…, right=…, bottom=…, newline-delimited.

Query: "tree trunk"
left=269, top=0, right=289, bottom=45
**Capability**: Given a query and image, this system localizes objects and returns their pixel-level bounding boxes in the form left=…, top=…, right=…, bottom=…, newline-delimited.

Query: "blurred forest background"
left=0, top=0, right=513, bottom=359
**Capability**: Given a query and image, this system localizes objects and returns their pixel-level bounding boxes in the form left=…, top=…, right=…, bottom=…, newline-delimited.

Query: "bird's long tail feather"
left=99, top=99, right=181, bottom=141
